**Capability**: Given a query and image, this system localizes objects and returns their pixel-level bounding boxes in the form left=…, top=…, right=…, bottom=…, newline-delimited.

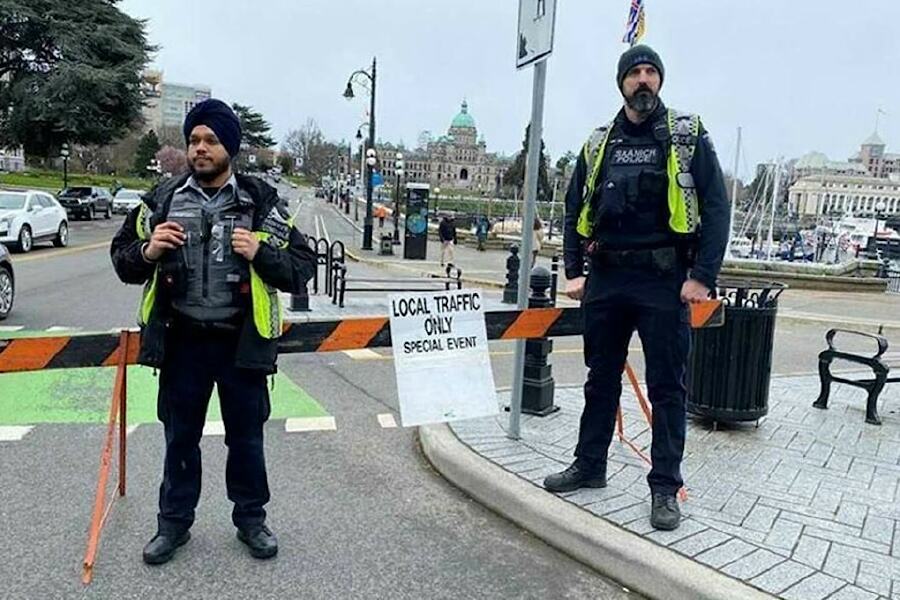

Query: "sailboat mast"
left=767, top=158, right=782, bottom=261
left=726, top=126, right=742, bottom=258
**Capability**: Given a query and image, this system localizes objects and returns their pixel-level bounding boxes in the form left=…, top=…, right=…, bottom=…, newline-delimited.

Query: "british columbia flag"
left=623, top=0, right=646, bottom=47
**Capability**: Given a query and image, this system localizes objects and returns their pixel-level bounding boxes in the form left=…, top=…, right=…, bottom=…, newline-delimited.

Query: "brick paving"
left=451, top=376, right=900, bottom=599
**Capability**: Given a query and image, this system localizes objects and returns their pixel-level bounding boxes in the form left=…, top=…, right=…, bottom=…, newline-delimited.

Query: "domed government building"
left=378, top=101, right=511, bottom=194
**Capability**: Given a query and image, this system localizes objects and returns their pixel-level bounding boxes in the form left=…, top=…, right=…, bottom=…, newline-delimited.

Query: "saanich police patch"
left=610, top=145, right=661, bottom=166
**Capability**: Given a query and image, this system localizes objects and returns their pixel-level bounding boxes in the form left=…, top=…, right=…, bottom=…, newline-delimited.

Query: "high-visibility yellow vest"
left=576, top=109, right=701, bottom=239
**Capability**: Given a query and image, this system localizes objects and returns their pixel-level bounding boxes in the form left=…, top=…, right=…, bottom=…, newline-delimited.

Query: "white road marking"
left=377, top=414, right=398, bottom=429
left=343, top=349, right=383, bottom=360
left=0, top=426, right=34, bottom=441
left=319, top=214, right=331, bottom=245
left=46, top=326, right=77, bottom=332
left=202, top=421, right=226, bottom=436
left=284, top=416, right=337, bottom=433
left=314, top=214, right=321, bottom=239
left=0, top=326, right=24, bottom=333
left=126, top=425, right=139, bottom=437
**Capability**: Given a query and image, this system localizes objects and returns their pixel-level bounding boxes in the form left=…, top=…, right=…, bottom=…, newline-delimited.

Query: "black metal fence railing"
left=888, top=271, right=900, bottom=295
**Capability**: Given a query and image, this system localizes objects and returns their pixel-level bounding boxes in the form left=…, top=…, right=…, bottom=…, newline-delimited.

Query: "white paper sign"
left=389, top=289, right=497, bottom=427
left=516, top=0, right=557, bottom=69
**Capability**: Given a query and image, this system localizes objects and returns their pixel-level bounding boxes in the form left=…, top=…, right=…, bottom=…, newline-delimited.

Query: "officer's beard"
left=625, top=85, right=659, bottom=117
left=189, top=153, right=232, bottom=185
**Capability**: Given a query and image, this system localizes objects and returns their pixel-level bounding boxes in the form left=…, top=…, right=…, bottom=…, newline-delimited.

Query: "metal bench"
left=813, top=328, right=900, bottom=425
left=332, top=265, right=462, bottom=308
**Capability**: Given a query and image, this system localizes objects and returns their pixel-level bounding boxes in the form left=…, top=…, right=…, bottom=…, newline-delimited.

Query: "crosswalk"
left=0, top=414, right=404, bottom=444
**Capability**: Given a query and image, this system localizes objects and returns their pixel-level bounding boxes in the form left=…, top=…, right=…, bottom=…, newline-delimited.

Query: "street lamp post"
left=393, top=152, right=404, bottom=244
left=354, top=169, right=361, bottom=222
left=344, top=57, right=377, bottom=250
left=433, top=187, right=441, bottom=218
left=60, top=143, right=70, bottom=190
left=875, top=200, right=888, bottom=253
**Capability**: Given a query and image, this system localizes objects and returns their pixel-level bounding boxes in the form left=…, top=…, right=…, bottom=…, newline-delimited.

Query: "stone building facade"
left=378, top=101, right=510, bottom=193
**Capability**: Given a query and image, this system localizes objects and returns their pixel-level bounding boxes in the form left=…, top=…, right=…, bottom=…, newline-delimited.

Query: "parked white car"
left=112, top=189, right=144, bottom=215
left=0, top=190, right=69, bottom=253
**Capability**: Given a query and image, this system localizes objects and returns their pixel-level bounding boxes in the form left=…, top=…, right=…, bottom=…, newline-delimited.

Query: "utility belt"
left=585, top=242, right=689, bottom=275
left=171, top=312, right=244, bottom=335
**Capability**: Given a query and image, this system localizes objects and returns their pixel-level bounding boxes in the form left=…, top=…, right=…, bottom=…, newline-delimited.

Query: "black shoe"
left=142, top=531, right=190, bottom=565
left=650, top=493, right=681, bottom=531
left=237, top=524, right=278, bottom=559
left=543, top=459, right=607, bottom=493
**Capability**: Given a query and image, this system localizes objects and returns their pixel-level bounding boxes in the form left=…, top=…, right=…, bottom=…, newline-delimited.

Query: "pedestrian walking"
left=544, top=46, right=729, bottom=531
left=532, top=216, right=544, bottom=268
left=475, top=215, right=490, bottom=251
left=439, top=215, right=457, bottom=266
left=111, top=99, right=317, bottom=564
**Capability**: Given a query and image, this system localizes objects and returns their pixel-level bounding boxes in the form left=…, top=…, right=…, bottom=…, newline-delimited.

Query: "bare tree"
left=156, top=145, right=189, bottom=177
left=282, top=118, right=341, bottom=183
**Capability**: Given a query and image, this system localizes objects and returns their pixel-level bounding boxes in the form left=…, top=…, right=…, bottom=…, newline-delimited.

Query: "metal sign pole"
left=508, top=58, right=548, bottom=440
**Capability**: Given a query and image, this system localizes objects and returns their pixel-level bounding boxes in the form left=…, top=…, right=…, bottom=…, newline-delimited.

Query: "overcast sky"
left=120, top=0, right=899, bottom=181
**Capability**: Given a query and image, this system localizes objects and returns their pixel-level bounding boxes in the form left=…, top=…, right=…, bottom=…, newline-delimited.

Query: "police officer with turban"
left=111, top=99, right=316, bottom=563
left=544, top=46, right=729, bottom=530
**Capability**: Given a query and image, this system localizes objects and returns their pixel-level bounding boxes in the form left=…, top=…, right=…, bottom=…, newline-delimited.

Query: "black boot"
left=650, top=493, right=681, bottom=530
left=142, top=531, right=191, bottom=565
left=237, top=524, right=278, bottom=559
left=543, top=459, right=607, bottom=493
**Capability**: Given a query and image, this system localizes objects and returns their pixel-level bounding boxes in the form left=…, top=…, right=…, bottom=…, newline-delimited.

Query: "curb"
left=418, top=423, right=773, bottom=600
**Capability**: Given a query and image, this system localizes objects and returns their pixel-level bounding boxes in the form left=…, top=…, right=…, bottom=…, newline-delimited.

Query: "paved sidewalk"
left=439, top=377, right=900, bottom=599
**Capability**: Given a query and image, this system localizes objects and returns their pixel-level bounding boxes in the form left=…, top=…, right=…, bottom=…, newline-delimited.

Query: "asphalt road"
left=0, top=182, right=636, bottom=599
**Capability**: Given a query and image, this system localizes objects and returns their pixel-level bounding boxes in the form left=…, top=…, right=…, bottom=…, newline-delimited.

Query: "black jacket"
left=439, top=220, right=457, bottom=243
left=563, top=104, right=730, bottom=289
left=110, top=173, right=317, bottom=372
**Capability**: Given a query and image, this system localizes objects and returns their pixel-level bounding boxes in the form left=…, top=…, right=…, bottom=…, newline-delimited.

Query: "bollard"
left=290, top=281, right=311, bottom=312
left=550, top=254, right=560, bottom=307
left=522, top=265, right=558, bottom=415
left=502, top=245, right=520, bottom=304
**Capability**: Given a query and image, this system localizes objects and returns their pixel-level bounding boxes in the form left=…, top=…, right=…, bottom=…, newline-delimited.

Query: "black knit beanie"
left=617, top=45, right=665, bottom=91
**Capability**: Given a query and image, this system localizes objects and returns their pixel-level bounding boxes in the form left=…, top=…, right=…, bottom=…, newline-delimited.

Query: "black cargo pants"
left=575, top=265, right=691, bottom=496
left=156, top=324, right=271, bottom=535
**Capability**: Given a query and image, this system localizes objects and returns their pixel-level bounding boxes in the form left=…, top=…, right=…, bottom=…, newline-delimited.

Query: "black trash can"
left=687, top=279, right=788, bottom=423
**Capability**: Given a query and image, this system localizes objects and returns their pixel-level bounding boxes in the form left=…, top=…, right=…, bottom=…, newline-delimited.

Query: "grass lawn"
left=0, top=169, right=153, bottom=193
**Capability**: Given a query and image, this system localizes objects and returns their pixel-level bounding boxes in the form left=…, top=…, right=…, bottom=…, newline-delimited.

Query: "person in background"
left=532, top=216, right=544, bottom=268
left=439, top=215, right=457, bottom=266
left=475, top=215, right=490, bottom=251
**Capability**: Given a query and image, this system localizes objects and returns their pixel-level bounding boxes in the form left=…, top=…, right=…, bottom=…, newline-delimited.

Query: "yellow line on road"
left=14, top=241, right=110, bottom=263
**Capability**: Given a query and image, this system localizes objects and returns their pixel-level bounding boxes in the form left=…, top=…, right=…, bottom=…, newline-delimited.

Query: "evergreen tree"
left=232, top=103, right=275, bottom=149
left=503, top=124, right=553, bottom=201
left=0, top=0, right=154, bottom=158
left=133, top=130, right=161, bottom=176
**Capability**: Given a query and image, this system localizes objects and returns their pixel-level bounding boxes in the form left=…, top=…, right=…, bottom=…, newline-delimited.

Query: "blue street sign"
left=372, top=171, right=384, bottom=187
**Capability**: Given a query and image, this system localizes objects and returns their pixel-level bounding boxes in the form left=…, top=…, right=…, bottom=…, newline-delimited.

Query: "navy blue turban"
left=183, top=99, right=242, bottom=158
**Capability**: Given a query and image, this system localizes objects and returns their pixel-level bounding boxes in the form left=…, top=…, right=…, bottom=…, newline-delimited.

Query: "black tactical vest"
left=591, top=114, right=673, bottom=249
left=164, top=182, right=254, bottom=324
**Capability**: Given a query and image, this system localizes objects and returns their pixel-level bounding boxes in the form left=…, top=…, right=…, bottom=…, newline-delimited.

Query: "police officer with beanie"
left=544, top=46, right=729, bottom=530
left=111, top=99, right=316, bottom=563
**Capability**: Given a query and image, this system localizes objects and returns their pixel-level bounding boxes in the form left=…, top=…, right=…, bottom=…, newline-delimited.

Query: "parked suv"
left=0, top=243, right=13, bottom=320
left=0, top=190, right=69, bottom=252
left=58, top=186, right=113, bottom=220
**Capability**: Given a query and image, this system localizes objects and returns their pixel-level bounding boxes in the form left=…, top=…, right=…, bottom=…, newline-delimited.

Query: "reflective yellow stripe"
left=577, top=129, right=612, bottom=238
left=667, top=148, right=689, bottom=233
left=138, top=268, right=158, bottom=326
left=249, top=230, right=283, bottom=339
left=136, top=203, right=151, bottom=241
left=250, top=266, right=281, bottom=339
